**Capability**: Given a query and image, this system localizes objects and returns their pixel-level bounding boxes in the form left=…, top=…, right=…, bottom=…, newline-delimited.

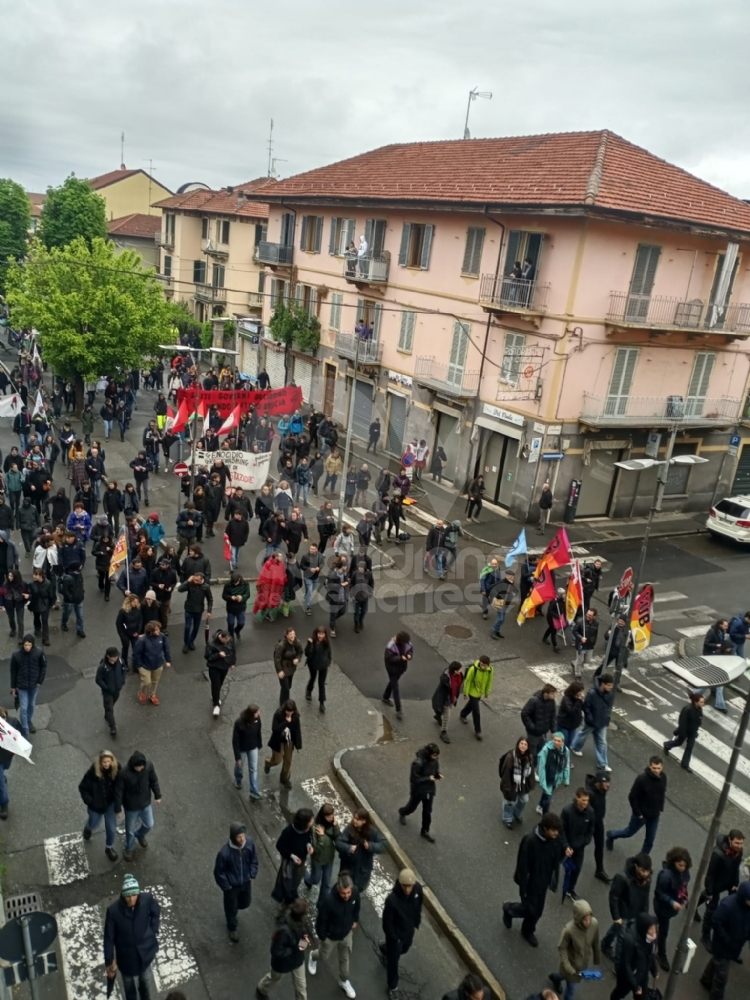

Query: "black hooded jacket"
left=409, top=747, right=440, bottom=799
left=113, top=752, right=161, bottom=812
left=521, top=689, right=557, bottom=738
left=628, top=767, right=667, bottom=819
left=514, top=826, right=565, bottom=902
left=704, top=833, right=744, bottom=896
left=615, top=913, right=658, bottom=995
left=584, top=773, right=609, bottom=825
left=10, top=635, right=47, bottom=689
left=382, top=880, right=423, bottom=943
left=608, top=857, right=652, bottom=921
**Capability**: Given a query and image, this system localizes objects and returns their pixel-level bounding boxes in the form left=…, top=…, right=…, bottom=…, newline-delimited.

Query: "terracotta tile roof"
left=108, top=213, right=162, bottom=238
left=234, top=177, right=279, bottom=192
left=89, top=168, right=140, bottom=189
left=27, top=192, right=45, bottom=217
left=263, top=130, right=750, bottom=235
left=153, top=186, right=269, bottom=219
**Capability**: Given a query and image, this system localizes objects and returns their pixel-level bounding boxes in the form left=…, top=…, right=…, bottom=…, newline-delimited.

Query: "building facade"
left=257, top=130, right=750, bottom=522
left=107, top=213, right=161, bottom=269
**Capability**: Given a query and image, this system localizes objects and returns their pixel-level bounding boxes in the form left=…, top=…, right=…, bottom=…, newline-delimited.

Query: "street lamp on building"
left=463, top=87, right=492, bottom=139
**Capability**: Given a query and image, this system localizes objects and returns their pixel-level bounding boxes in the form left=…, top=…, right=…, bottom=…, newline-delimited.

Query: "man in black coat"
left=398, top=744, right=443, bottom=843
left=113, top=752, right=162, bottom=862
left=381, top=869, right=423, bottom=998
left=213, top=822, right=259, bottom=942
left=257, top=899, right=311, bottom=999
left=502, top=812, right=568, bottom=947
left=104, top=874, right=161, bottom=1000
left=607, top=756, right=666, bottom=856
left=698, top=828, right=745, bottom=950
left=95, top=647, right=126, bottom=737
left=10, top=633, right=47, bottom=738
left=601, top=853, right=652, bottom=961
left=308, top=873, right=361, bottom=994
left=585, top=771, right=612, bottom=883
left=581, top=559, right=602, bottom=611
left=521, top=685, right=558, bottom=762
left=699, top=880, right=750, bottom=1000
left=663, top=690, right=704, bottom=773
left=561, top=788, right=595, bottom=898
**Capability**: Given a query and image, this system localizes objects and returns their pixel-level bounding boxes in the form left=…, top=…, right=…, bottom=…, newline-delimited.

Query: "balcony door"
left=605, top=348, right=638, bottom=417
left=685, top=352, right=715, bottom=417
left=447, top=320, right=470, bottom=388
left=625, top=244, right=660, bottom=320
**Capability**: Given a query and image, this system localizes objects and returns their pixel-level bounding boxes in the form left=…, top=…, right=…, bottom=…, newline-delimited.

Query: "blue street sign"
left=542, top=451, right=564, bottom=461
left=730, top=434, right=741, bottom=447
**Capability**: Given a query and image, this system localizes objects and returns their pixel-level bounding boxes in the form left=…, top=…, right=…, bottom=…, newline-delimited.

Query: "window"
left=280, top=212, right=295, bottom=246
left=270, top=278, right=282, bottom=310
left=258, top=271, right=266, bottom=295
left=462, top=227, right=486, bottom=276
left=329, top=218, right=356, bottom=256
left=685, top=352, right=715, bottom=416
left=330, top=292, right=343, bottom=331
left=447, top=321, right=470, bottom=387
left=216, top=219, right=230, bottom=244
left=201, top=217, right=209, bottom=240
left=163, top=255, right=172, bottom=277
left=626, top=244, right=661, bottom=319
left=355, top=298, right=382, bottom=340
left=212, top=264, right=225, bottom=289
left=499, top=332, right=526, bottom=385
left=192, top=260, right=206, bottom=284
left=398, top=223, right=434, bottom=269
left=503, top=231, right=542, bottom=277
left=365, top=219, right=387, bottom=257
left=398, top=311, right=416, bottom=353
left=294, top=283, right=318, bottom=314
left=665, top=443, right=697, bottom=496
left=605, top=347, right=638, bottom=416
left=300, top=216, right=324, bottom=253
left=165, top=213, right=175, bottom=243
left=254, top=223, right=267, bottom=249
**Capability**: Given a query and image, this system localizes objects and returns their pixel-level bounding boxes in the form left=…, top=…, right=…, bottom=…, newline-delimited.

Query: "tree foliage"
left=5, top=237, right=171, bottom=382
left=0, top=178, right=31, bottom=294
left=268, top=302, right=321, bottom=353
left=39, top=175, right=107, bottom=251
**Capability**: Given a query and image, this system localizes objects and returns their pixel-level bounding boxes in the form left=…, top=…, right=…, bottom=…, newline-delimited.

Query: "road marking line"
left=57, top=903, right=108, bottom=1000
left=44, top=832, right=90, bottom=886
left=301, top=776, right=392, bottom=916
left=145, top=885, right=199, bottom=990
left=637, top=643, right=678, bottom=661
left=630, top=719, right=750, bottom=815
left=701, top=705, right=749, bottom=743
left=654, top=592, right=689, bottom=603
left=676, top=625, right=711, bottom=638
left=619, top=674, right=672, bottom=707
left=664, top=713, right=750, bottom=779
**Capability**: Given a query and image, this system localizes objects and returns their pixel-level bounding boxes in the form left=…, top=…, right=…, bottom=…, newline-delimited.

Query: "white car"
left=707, top=495, right=750, bottom=543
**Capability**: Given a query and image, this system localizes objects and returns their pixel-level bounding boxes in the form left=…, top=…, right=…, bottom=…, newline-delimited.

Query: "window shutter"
left=398, top=311, right=416, bottom=353
left=356, top=297, right=365, bottom=326
left=343, top=219, right=355, bottom=250
left=330, top=292, right=342, bottom=330
left=501, top=332, right=526, bottom=383
left=294, top=283, right=302, bottom=304
left=398, top=312, right=409, bottom=351
left=373, top=220, right=386, bottom=257
left=283, top=280, right=290, bottom=304
left=223, top=220, right=230, bottom=243
left=329, top=218, right=340, bottom=255
left=372, top=303, right=382, bottom=342
left=398, top=224, right=412, bottom=267
left=462, top=227, right=485, bottom=276
left=365, top=219, right=373, bottom=248
left=688, top=352, right=715, bottom=398
left=629, top=245, right=661, bottom=296
left=504, top=231, right=522, bottom=276
left=299, top=217, right=309, bottom=251
left=309, top=287, right=318, bottom=314
left=314, top=217, right=323, bottom=253
left=258, top=271, right=266, bottom=294
left=607, top=348, right=639, bottom=398
left=420, top=224, right=434, bottom=269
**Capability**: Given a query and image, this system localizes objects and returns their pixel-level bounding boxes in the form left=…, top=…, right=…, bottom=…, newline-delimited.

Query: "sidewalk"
left=349, top=439, right=707, bottom=550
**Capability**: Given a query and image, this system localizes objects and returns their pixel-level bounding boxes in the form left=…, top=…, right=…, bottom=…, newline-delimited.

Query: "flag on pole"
left=31, top=389, right=45, bottom=419
left=223, top=532, right=231, bottom=563
left=0, top=394, right=22, bottom=418
left=565, top=559, right=584, bottom=624
left=32, top=341, right=41, bottom=367
left=0, top=716, right=34, bottom=762
left=535, top=527, right=573, bottom=578
left=517, top=564, right=557, bottom=624
left=630, top=584, right=654, bottom=652
left=504, top=529, right=527, bottom=568
left=108, top=527, right=129, bottom=579
left=170, top=398, right=190, bottom=435
left=217, top=403, right=241, bottom=438
left=163, top=404, right=176, bottom=435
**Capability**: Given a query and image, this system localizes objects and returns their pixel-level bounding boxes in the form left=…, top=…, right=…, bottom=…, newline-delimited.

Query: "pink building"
left=258, top=130, right=750, bottom=521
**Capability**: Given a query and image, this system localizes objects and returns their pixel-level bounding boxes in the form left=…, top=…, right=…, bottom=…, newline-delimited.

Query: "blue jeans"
left=609, top=813, right=660, bottom=855
left=304, top=577, right=316, bottom=610
left=571, top=725, right=609, bottom=769
left=305, top=860, right=334, bottom=898
left=234, top=748, right=259, bottom=797
left=265, top=543, right=281, bottom=560
left=353, top=599, right=368, bottom=628
left=103, top=419, right=113, bottom=440
left=227, top=611, right=246, bottom=633
left=559, top=727, right=577, bottom=749
left=295, top=483, right=309, bottom=505
left=230, top=545, right=240, bottom=569
left=184, top=611, right=202, bottom=646
left=697, top=685, right=726, bottom=710
left=121, top=969, right=153, bottom=1000
left=539, top=791, right=553, bottom=814
left=124, top=804, right=154, bottom=851
left=18, top=686, right=39, bottom=737
left=434, top=552, right=446, bottom=576
left=17, top=433, right=28, bottom=453
left=62, top=602, right=85, bottom=633
left=0, top=762, right=10, bottom=806
left=732, top=641, right=745, bottom=659
left=491, top=609, right=507, bottom=635
left=502, top=793, right=528, bottom=825
left=87, top=804, right=118, bottom=848
left=562, top=979, right=578, bottom=1000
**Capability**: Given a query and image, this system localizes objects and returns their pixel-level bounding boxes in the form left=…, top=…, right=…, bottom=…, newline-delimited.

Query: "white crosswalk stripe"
left=654, top=591, right=689, bottom=603
left=57, top=903, right=108, bottom=1000
left=44, top=832, right=90, bottom=885
left=676, top=624, right=711, bottom=638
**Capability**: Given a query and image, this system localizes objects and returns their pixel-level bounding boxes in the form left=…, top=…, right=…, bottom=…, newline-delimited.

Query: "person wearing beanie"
left=397, top=744, right=443, bottom=843
left=113, top=752, right=162, bottom=862
left=95, top=647, right=126, bottom=737
left=213, top=822, right=259, bottom=942
left=601, top=853, right=653, bottom=962
left=79, top=751, right=120, bottom=862
left=140, top=591, right=161, bottom=629
left=380, top=869, right=423, bottom=999
left=104, top=874, right=161, bottom=1000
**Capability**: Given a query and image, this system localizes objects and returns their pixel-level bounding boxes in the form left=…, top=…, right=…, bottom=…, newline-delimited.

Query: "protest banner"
left=177, top=385, right=303, bottom=418
left=193, top=449, right=271, bottom=493
left=0, top=716, right=34, bottom=762
left=630, top=584, right=654, bottom=652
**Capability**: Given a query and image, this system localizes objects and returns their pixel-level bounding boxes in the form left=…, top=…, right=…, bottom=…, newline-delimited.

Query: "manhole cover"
left=5, top=893, right=41, bottom=920
left=444, top=624, right=472, bottom=639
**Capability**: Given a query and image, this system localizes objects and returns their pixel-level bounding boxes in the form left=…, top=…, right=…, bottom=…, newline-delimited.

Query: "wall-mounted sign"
left=529, top=437, right=542, bottom=463
left=388, top=371, right=413, bottom=389
left=483, top=403, right=525, bottom=427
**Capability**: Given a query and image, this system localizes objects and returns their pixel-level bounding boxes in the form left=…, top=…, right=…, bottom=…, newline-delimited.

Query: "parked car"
left=707, top=494, right=750, bottom=543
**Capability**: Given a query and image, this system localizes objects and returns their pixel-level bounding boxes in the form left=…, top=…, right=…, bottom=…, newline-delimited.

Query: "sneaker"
left=319, top=703, right=325, bottom=713
left=235, top=780, right=243, bottom=789
left=281, top=779, right=293, bottom=789
left=549, top=973, right=563, bottom=994
left=330, top=630, right=336, bottom=638
left=389, top=991, right=399, bottom=1000
left=460, top=716, right=468, bottom=724
left=522, top=931, right=539, bottom=948
left=306, top=692, right=312, bottom=701
left=604, top=765, right=612, bottom=772
left=572, top=750, right=583, bottom=757
left=229, top=930, right=240, bottom=944
left=536, top=805, right=543, bottom=814
left=440, top=731, right=450, bottom=744
left=264, top=761, right=271, bottom=775
left=381, top=697, right=393, bottom=706
left=182, top=645, right=189, bottom=654
left=567, top=890, right=580, bottom=902
left=105, top=847, right=118, bottom=862
left=502, top=904, right=513, bottom=929
left=339, top=980, right=356, bottom=998
left=138, top=692, right=147, bottom=705
left=110, top=728, right=117, bottom=738
left=149, top=695, right=160, bottom=706
left=305, top=609, right=312, bottom=616
left=28, top=722, right=37, bottom=734
left=595, top=870, right=611, bottom=884
left=475, top=732, right=483, bottom=741
left=250, top=791, right=262, bottom=801
left=504, top=821, right=514, bottom=830
left=189, top=642, right=196, bottom=650
left=213, top=705, right=221, bottom=717
left=83, top=826, right=92, bottom=841
left=308, top=952, right=318, bottom=976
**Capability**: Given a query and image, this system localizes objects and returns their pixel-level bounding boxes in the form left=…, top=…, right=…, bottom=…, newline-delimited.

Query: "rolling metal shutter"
left=352, top=379, right=373, bottom=440
left=239, top=334, right=259, bottom=378
left=264, top=344, right=287, bottom=389
left=386, top=393, right=406, bottom=455
left=293, top=356, right=313, bottom=405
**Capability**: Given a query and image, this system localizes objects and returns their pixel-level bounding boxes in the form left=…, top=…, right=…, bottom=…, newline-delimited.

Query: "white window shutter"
left=420, top=225, right=434, bottom=269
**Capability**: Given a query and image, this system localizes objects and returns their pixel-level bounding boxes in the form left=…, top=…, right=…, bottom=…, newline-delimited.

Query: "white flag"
left=0, top=394, right=22, bottom=418
left=32, top=389, right=45, bottom=419
left=0, top=717, right=34, bottom=762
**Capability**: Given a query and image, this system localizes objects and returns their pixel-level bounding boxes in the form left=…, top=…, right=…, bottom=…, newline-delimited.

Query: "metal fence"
left=581, top=392, right=741, bottom=426
left=334, top=333, right=384, bottom=363
left=414, top=356, right=480, bottom=396
left=479, top=275, right=550, bottom=311
left=257, top=242, right=293, bottom=265
left=607, top=292, right=750, bottom=333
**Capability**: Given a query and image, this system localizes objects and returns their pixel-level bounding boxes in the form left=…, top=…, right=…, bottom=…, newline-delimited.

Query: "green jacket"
left=462, top=662, right=494, bottom=699
left=310, top=822, right=340, bottom=866
left=81, top=410, right=95, bottom=434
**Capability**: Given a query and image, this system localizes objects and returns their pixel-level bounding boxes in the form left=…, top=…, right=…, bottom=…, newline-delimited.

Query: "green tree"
left=268, top=302, right=321, bottom=382
left=39, top=175, right=107, bottom=251
left=0, top=178, right=31, bottom=294
left=5, top=237, right=171, bottom=406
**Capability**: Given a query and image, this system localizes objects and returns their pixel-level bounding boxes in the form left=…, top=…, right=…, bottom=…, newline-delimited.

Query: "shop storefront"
left=473, top=403, right=524, bottom=509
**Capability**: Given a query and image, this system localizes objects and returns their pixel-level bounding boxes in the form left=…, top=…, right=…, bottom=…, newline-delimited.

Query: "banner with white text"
left=192, top=449, right=272, bottom=493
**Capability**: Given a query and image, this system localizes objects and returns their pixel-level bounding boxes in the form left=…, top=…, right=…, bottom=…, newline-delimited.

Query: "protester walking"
left=431, top=661, right=463, bottom=744
left=600, top=853, right=653, bottom=962
left=458, top=655, right=494, bottom=739
left=10, top=633, right=47, bottom=737
left=699, top=881, right=750, bottom=1000
left=698, top=828, right=745, bottom=952
left=233, top=704, right=263, bottom=801
left=79, top=750, right=120, bottom=862
left=223, top=571, right=251, bottom=639
left=380, top=869, right=423, bottom=1000
left=499, top=737, right=536, bottom=829
left=489, top=569, right=517, bottom=639
left=537, top=733, right=571, bottom=815
left=549, top=899, right=601, bottom=1000
left=521, top=684, right=558, bottom=762
left=662, top=691, right=704, bottom=773
left=28, top=569, right=55, bottom=647
left=571, top=674, right=614, bottom=771
left=116, top=594, right=142, bottom=670
left=304, top=803, right=340, bottom=899
left=113, top=751, right=162, bottom=862
left=653, top=846, right=691, bottom=971
left=537, top=483, right=554, bottom=535
left=502, top=812, right=568, bottom=948
left=308, top=873, right=360, bottom=998
left=177, top=572, right=213, bottom=653
left=335, top=809, right=386, bottom=893
left=214, top=822, right=259, bottom=942
left=557, top=682, right=585, bottom=749
left=273, top=808, right=314, bottom=906
left=382, top=632, right=413, bottom=720
left=571, top=610, right=599, bottom=678
left=611, top=914, right=659, bottom=1000
left=305, top=627, right=331, bottom=711
left=398, top=743, right=442, bottom=843
left=586, top=771, right=612, bottom=884
left=606, top=756, right=666, bottom=856
left=133, top=622, right=171, bottom=707
left=95, top=647, right=127, bottom=738
left=205, top=628, right=236, bottom=717
left=256, top=899, right=312, bottom=1000
left=60, top=562, right=86, bottom=637
left=104, top=875, right=161, bottom=1000
left=265, top=700, right=302, bottom=789
left=274, top=627, right=304, bottom=704
left=561, top=788, right=596, bottom=899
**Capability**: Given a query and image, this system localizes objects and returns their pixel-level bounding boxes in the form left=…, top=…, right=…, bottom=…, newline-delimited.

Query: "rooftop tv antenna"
left=463, top=87, right=492, bottom=139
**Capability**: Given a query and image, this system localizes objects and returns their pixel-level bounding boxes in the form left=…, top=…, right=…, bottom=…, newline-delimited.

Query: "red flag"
left=223, top=532, right=231, bottom=562
left=517, top=565, right=557, bottom=623
left=217, top=404, right=241, bottom=438
left=170, top=398, right=190, bottom=435
left=535, top=527, right=573, bottom=578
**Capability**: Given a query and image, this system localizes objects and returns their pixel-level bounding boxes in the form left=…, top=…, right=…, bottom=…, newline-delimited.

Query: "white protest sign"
left=0, top=716, right=34, bottom=762
left=193, top=449, right=272, bottom=494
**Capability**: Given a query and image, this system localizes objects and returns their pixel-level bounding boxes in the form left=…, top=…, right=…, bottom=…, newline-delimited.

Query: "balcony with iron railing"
left=155, top=231, right=174, bottom=248
left=257, top=242, right=293, bottom=266
left=195, top=283, right=227, bottom=304
left=342, top=253, right=390, bottom=284
left=580, top=392, right=742, bottom=428
left=201, top=237, right=229, bottom=258
left=479, top=274, right=550, bottom=314
left=334, top=333, right=384, bottom=364
left=414, top=356, right=480, bottom=397
left=606, top=292, right=750, bottom=336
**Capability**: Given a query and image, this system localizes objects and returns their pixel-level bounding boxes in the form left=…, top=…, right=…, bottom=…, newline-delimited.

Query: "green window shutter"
left=607, top=348, right=639, bottom=398
left=501, top=332, right=526, bottom=383
left=356, top=298, right=365, bottom=328
left=299, top=216, right=309, bottom=251
left=504, top=231, right=522, bottom=276
left=629, top=245, right=661, bottom=296
left=343, top=219, right=355, bottom=249
left=258, top=271, right=265, bottom=294
left=330, top=292, right=342, bottom=330
left=398, top=311, right=416, bottom=353
left=398, top=224, right=411, bottom=267
left=309, top=286, right=318, bottom=314
left=283, top=280, right=290, bottom=303
left=329, top=218, right=340, bottom=255
left=314, top=217, right=323, bottom=253
left=420, top=225, right=434, bottom=269
left=373, top=303, right=382, bottom=341
left=462, top=227, right=485, bottom=276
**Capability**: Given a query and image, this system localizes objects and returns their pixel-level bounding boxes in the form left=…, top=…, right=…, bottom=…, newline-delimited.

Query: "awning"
left=475, top=414, right=523, bottom=441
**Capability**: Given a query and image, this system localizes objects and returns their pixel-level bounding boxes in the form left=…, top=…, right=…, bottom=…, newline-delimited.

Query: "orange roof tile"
left=27, top=192, right=45, bottom=217
left=153, top=186, right=269, bottom=219
left=263, top=130, right=750, bottom=235
left=89, top=168, right=140, bottom=189
left=108, top=213, right=162, bottom=238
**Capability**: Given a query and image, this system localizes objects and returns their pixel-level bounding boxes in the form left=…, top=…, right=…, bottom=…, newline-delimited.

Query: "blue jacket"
left=728, top=615, right=749, bottom=646
left=103, top=894, right=161, bottom=976
left=277, top=417, right=290, bottom=437
left=66, top=509, right=91, bottom=541
left=289, top=414, right=304, bottom=436
left=60, top=539, right=86, bottom=570
left=582, top=679, right=613, bottom=730
left=144, top=520, right=165, bottom=546
left=117, top=565, right=149, bottom=599
left=711, top=880, right=750, bottom=960
left=213, top=837, right=259, bottom=891
left=653, top=862, right=690, bottom=920
left=133, top=633, right=171, bottom=671
left=480, top=567, right=503, bottom=596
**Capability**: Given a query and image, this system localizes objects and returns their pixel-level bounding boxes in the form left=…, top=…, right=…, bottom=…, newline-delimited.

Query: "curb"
left=333, top=746, right=507, bottom=1000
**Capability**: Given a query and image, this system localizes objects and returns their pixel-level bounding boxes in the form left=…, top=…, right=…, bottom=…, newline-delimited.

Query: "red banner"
left=176, top=385, right=303, bottom=418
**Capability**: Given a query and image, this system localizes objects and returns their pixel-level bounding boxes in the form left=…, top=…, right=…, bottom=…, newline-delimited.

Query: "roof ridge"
left=584, top=130, right=610, bottom=205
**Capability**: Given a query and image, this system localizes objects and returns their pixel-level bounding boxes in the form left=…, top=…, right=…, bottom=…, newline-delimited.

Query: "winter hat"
left=398, top=869, right=416, bottom=886
left=145, top=590, right=157, bottom=601
left=98, top=515, right=108, bottom=524
left=553, top=732, right=566, bottom=741
left=148, top=513, right=159, bottom=521
left=121, top=874, right=140, bottom=897
left=594, top=770, right=611, bottom=783
left=229, top=822, right=246, bottom=844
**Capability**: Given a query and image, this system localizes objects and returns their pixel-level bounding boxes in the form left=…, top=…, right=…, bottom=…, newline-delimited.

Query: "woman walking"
left=325, top=557, right=349, bottom=638
left=205, top=629, right=236, bottom=718
left=335, top=809, right=386, bottom=893
left=304, top=803, right=341, bottom=900
left=115, top=594, right=142, bottom=670
left=662, top=691, right=704, bottom=773
left=431, top=661, right=463, bottom=744
left=654, top=846, right=691, bottom=971
left=78, top=750, right=120, bottom=862
left=272, top=808, right=314, bottom=907
left=557, top=681, right=585, bottom=749
left=1, top=570, right=30, bottom=639
left=265, top=700, right=302, bottom=789
left=305, top=627, right=332, bottom=711
left=499, top=736, right=536, bottom=830
left=233, top=704, right=263, bottom=801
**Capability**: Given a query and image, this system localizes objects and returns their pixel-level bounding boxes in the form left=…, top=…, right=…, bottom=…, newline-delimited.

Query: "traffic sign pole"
left=21, top=918, right=40, bottom=1000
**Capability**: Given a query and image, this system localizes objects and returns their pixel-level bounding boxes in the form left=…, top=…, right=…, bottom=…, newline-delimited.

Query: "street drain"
left=444, top=624, right=472, bottom=639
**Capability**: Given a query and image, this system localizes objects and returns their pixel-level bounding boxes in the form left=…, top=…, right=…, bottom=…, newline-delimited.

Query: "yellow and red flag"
left=517, top=564, right=557, bottom=624
left=565, top=559, right=584, bottom=625
left=108, top=527, right=128, bottom=579
left=534, top=527, right=573, bottom=578
left=630, top=584, right=654, bottom=652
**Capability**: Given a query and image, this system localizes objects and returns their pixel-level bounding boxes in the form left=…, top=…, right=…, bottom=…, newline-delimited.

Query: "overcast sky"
left=4, top=0, right=750, bottom=200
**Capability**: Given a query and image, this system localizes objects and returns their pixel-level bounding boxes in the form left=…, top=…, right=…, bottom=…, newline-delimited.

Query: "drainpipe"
left=279, top=202, right=297, bottom=385
left=459, top=209, right=505, bottom=494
